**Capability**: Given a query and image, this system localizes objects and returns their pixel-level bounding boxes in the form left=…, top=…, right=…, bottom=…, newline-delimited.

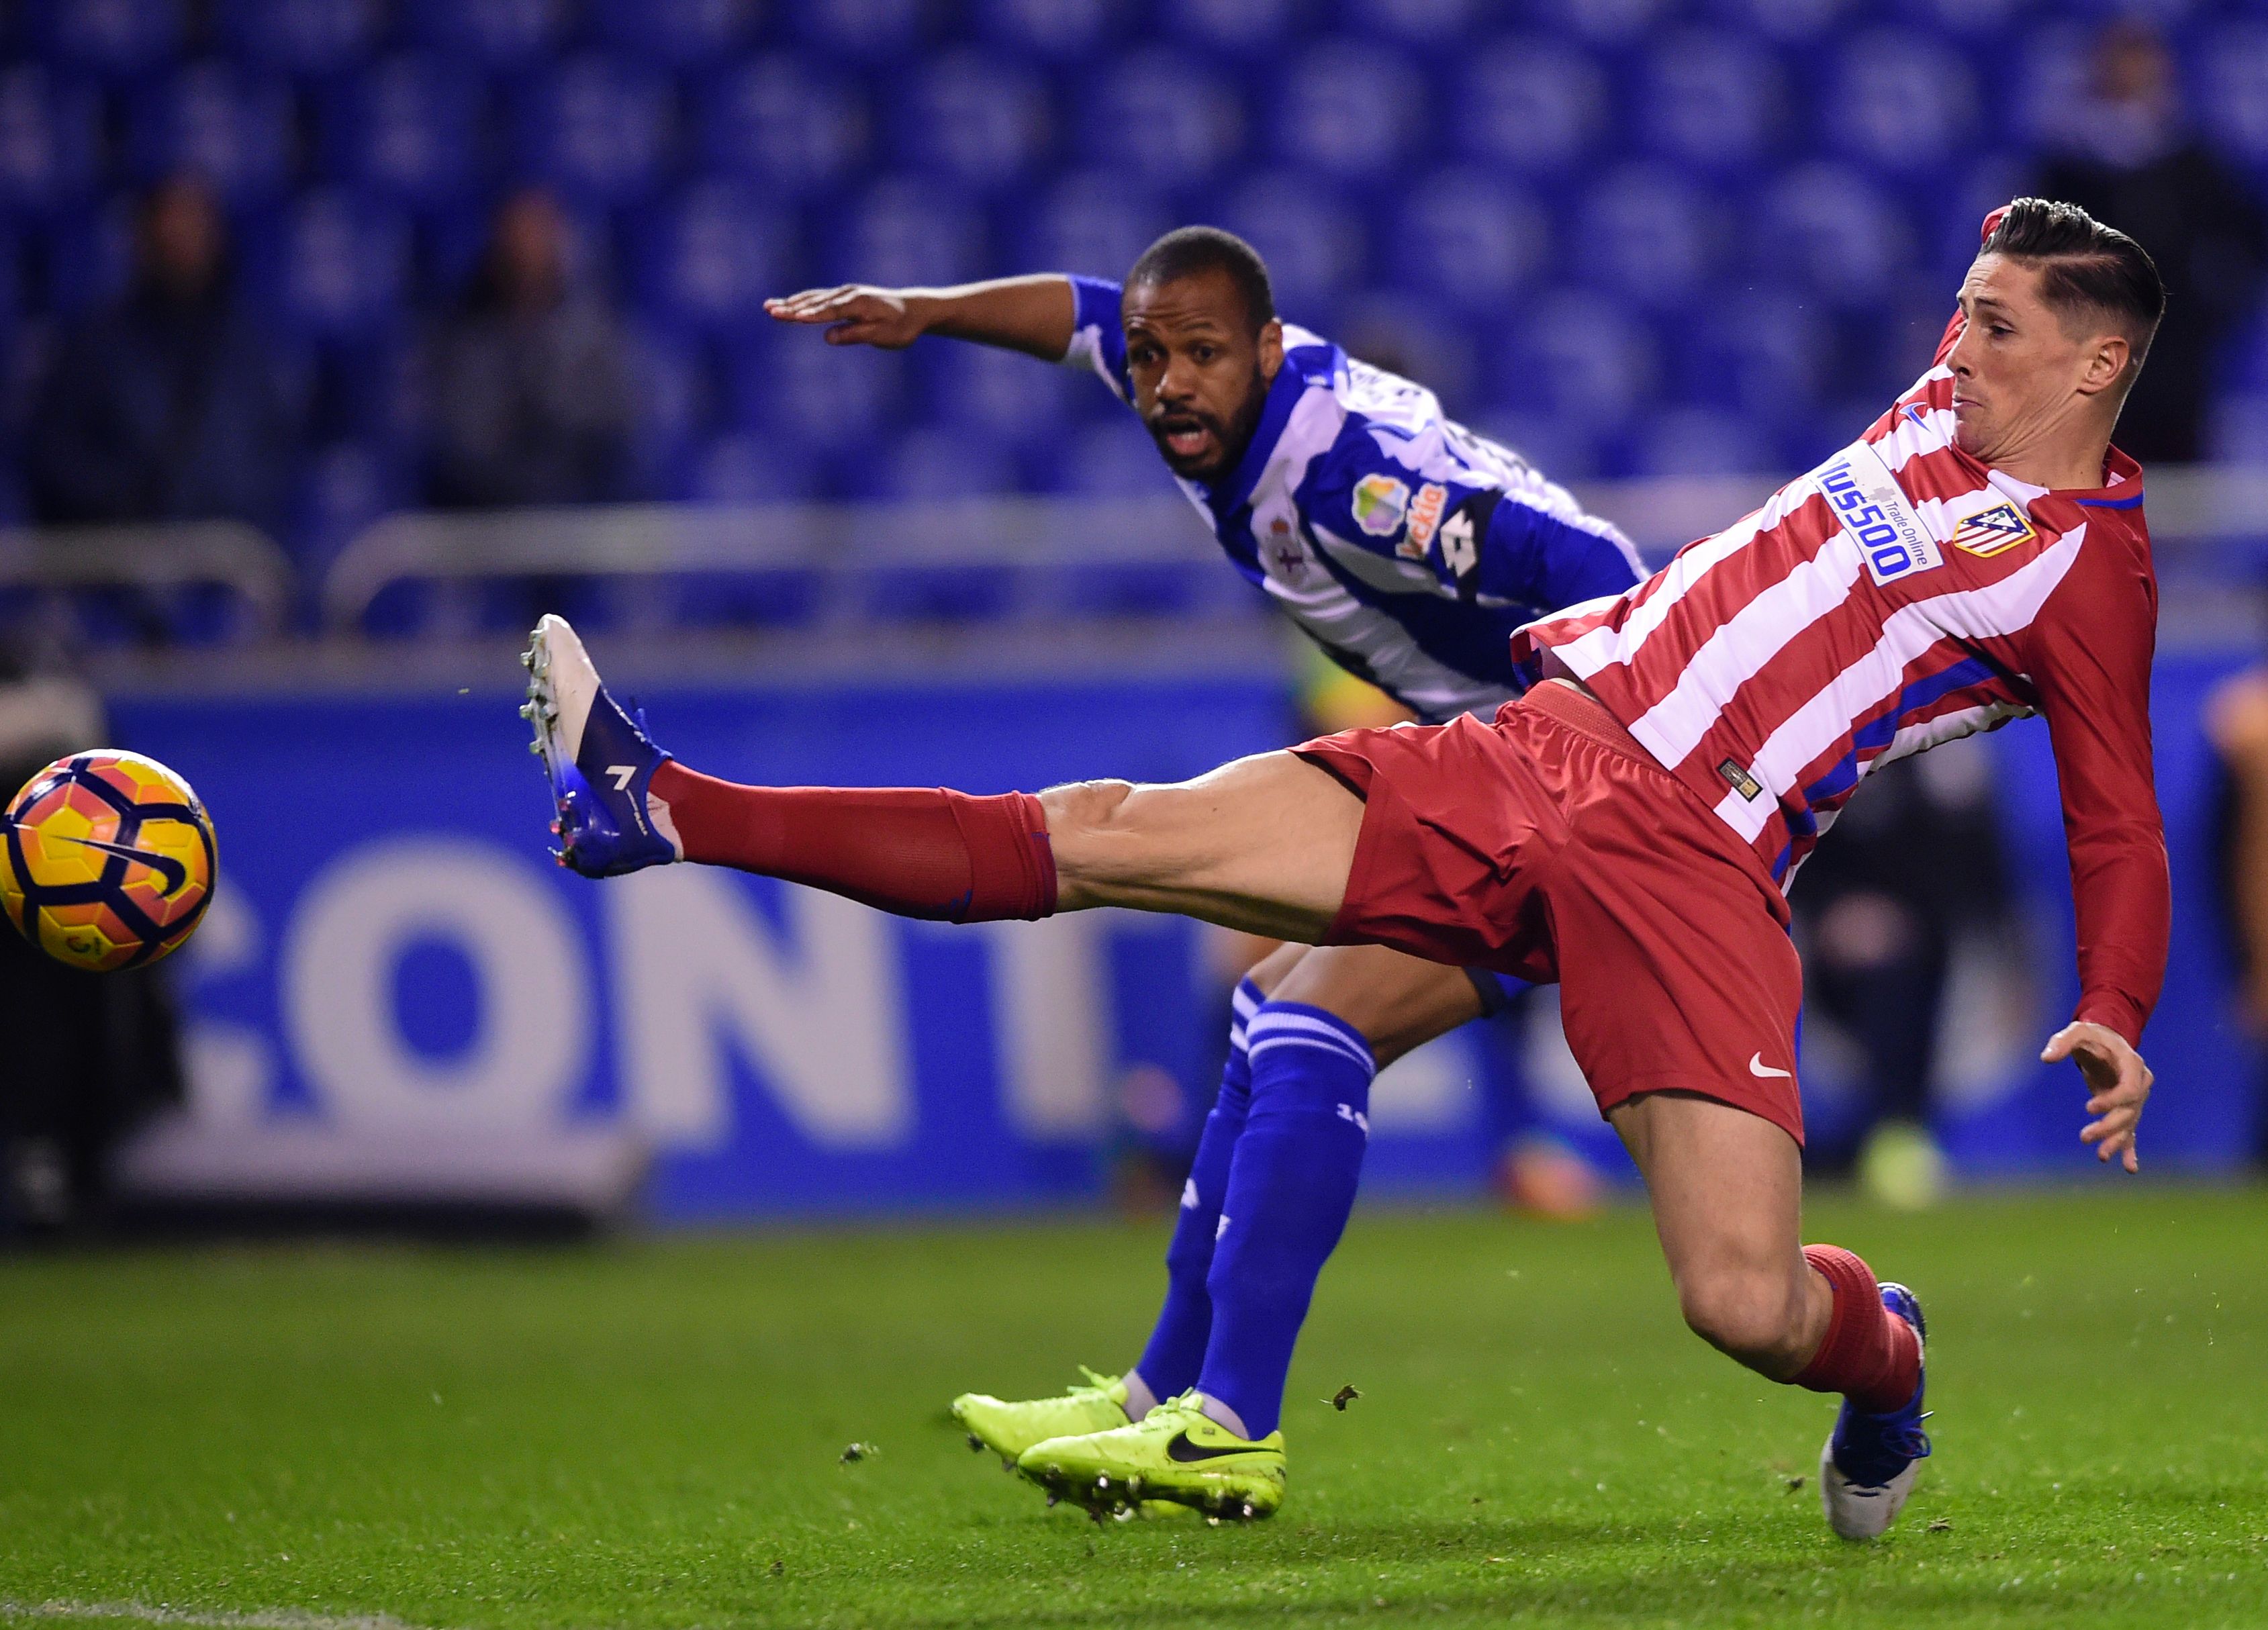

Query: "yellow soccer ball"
left=0, top=751, right=218, bottom=972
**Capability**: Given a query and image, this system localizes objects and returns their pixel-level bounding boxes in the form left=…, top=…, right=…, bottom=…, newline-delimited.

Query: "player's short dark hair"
left=1980, top=197, right=2165, bottom=369
left=1125, top=226, right=1276, bottom=336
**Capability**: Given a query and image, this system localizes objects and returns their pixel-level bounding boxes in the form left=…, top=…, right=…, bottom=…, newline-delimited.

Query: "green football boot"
left=952, top=1367, right=1131, bottom=1468
left=1016, top=1392, right=1286, bottom=1521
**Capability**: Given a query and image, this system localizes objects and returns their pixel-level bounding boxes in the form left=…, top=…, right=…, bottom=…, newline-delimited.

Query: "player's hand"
left=763, top=285, right=928, bottom=348
left=2040, top=1020, right=2152, bottom=1173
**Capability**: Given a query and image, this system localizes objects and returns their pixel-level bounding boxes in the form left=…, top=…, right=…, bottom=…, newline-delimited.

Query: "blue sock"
left=1133, top=977, right=1262, bottom=1404
left=1196, top=999, right=1374, bottom=1439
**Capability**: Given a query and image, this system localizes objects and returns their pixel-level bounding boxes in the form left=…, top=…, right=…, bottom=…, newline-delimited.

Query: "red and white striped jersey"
left=1513, top=311, right=2168, bottom=1046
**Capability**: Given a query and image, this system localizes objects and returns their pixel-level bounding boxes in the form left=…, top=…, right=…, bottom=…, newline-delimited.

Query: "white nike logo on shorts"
left=1748, top=1052, right=1793, bottom=1080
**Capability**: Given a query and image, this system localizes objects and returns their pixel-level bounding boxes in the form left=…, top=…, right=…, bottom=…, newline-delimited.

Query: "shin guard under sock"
left=1133, top=978, right=1263, bottom=1404
left=649, top=762, right=1055, bottom=922
left=1793, top=1243, right=1921, bottom=1412
left=1196, top=1000, right=1374, bottom=1439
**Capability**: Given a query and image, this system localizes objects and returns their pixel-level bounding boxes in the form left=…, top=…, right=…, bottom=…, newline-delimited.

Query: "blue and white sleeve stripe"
left=1061, top=274, right=1131, bottom=405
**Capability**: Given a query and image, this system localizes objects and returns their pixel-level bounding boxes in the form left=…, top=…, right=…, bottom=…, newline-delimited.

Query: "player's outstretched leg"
left=522, top=614, right=681, bottom=876
left=526, top=617, right=1364, bottom=937
left=1613, top=1092, right=1928, bottom=1541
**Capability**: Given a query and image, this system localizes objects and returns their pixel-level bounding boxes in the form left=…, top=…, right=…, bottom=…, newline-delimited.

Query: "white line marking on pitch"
left=0, top=1601, right=450, bottom=1630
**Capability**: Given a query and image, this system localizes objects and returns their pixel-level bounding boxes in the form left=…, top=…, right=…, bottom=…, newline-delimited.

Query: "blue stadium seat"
left=1077, top=47, right=1244, bottom=190
left=518, top=57, right=674, bottom=205
left=217, top=0, right=381, bottom=78
left=830, top=174, right=987, bottom=287
left=1677, top=284, right=1830, bottom=428
left=896, top=49, right=1051, bottom=192
left=2201, top=19, right=2268, bottom=166
left=1824, top=29, right=1979, bottom=179
left=699, top=55, right=870, bottom=197
left=792, top=0, right=929, bottom=62
left=683, top=430, right=826, bottom=505
left=635, top=179, right=795, bottom=333
left=1629, top=404, right=1777, bottom=479
left=0, top=66, right=103, bottom=214
left=37, top=197, right=132, bottom=314
left=917, top=337, right=1076, bottom=450
left=293, top=438, right=407, bottom=572
left=1499, top=289, right=1658, bottom=436
left=2009, top=19, right=2098, bottom=156
left=322, top=54, right=484, bottom=210
left=861, top=424, right=1021, bottom=501
left=1457, top=34, right=1607, bottom=179
left=1572, top=164, right=1717, bottom=312
left=1219, top=170, right=1364, bottom=320
left=622, top=323, right=706, bottom=494
left=1717, top=0, right=1845, bottom=44
left=735, top=326, right=907, bottom=452
left=1269, top=38, right=1425, bottom=180
left=1638, top=26, right=1784, bottom=173
left=589, top=0, right=759, bottom=66
left=1391, top=166, right=1548, bottom=311
left=39, top=0, right=185, bottom=77
left=404, top=0, right=564, bottom=72
left=1053, top=415, right=1169, bottom=496
left=1756, top=162, right=1916, bottom=311
left=130, top=62, right=296, bottom=204
left=266, top=187, right=411, bottom=340
left=1350, top=0, right=1474, bottom=45
left=1012, top=169, right=1167, bottom=279
left=1163, top=0, right=1298, bottom=55
left=1551, top=0, right=1670, bottom=48
left=976, top=0, right=1119, bottom=60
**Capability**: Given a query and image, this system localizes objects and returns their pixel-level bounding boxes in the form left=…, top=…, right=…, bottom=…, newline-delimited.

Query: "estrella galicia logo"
left=1818, top=457, right=1941, bottom=587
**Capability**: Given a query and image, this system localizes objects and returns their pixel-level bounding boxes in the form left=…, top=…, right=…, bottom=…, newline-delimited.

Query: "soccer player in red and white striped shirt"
left=528, top=200, right=2165, bottom=1537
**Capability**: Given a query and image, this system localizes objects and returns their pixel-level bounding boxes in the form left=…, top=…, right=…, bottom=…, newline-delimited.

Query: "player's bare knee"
left=1676, top=1266, right=1806, bottom=1369
left=1242, top=942, right=1309, bottom=999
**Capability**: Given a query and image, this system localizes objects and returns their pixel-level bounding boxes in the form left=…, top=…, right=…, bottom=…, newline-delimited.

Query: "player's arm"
left=2026, top=532, right=2169, bottom=1173
left=1298, top=436, right=1644, bottom=610
left=764, top=274, right=1077, bottom=359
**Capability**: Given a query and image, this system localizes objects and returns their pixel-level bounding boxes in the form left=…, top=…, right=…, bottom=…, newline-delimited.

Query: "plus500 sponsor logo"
left=1820, top=461, right=1924, bottom=581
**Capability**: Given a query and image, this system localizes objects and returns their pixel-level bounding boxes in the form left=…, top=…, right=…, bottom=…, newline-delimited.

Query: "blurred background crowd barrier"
left=5, top=0, right=2268, bottom=1231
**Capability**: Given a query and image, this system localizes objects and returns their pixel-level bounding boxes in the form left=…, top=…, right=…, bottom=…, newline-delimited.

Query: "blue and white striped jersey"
left=1063, top=275, right=1644, bottom=724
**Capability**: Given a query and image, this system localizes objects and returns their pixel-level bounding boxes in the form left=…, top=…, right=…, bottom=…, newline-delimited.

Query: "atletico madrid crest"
left=1951, top=501, right=2036, bottom=558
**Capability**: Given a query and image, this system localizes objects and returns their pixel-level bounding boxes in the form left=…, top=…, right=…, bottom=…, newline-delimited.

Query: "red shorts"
left=1295, top=681, right=1807, bottom=1145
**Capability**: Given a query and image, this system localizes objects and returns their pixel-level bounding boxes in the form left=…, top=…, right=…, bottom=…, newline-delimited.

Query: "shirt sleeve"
left=1300, top=425, right=1643, bottom=612
left=2024, top=524, right=2169, bottom=1047
left=1060, top=275, right=1132, bottom=405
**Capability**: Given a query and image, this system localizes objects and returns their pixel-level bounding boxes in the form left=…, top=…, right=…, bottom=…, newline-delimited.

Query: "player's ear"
left=1258, top=318, right=1284, bottom=384
left=2075, top=332, right=2131, bottom=399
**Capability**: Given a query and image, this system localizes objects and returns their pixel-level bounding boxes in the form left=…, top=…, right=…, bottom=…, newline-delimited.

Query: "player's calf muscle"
left=1040, top=753, right=1362, bottom=939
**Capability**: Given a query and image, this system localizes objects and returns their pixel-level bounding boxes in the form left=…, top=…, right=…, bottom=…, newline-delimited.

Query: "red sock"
left=1791, top=1244, right=1920, bottom=1413
left=649, top=761, right=1057, bottom=923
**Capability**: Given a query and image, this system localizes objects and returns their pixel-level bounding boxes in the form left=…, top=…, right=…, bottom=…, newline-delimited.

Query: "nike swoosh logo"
left=1748, top=1052, right=1793, bottom=1080
left=60, top=834, right=189, bottom=896
left=1166, top=1431, right=1252, bottom=1464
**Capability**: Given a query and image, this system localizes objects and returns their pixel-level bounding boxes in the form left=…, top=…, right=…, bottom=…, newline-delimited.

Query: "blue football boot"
left=520, top=614, right=680, bottom=877
left=1819, top=1282, right=1931, bottom=1540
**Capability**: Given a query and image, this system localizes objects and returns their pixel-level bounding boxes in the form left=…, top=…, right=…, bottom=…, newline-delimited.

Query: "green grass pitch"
left=3, top=1190, right=2265, bottom=1629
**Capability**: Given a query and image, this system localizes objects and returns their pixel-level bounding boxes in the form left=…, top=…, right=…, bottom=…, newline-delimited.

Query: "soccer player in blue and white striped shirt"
left=763, top=229, right=1644, bottom=1513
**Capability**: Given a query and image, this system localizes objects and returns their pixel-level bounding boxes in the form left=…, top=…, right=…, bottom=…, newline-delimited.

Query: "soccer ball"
left=0, top=751, right=217, bottom=972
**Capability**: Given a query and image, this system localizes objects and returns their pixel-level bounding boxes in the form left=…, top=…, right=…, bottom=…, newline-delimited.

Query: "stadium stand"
left=0, top=1, right=2264, bottom=641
